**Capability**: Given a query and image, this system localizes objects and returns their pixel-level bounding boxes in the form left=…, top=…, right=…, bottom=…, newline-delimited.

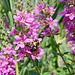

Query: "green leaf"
left=23, top=0, right=27, bottom=10
left=32, top=0, right=35, bottom=7
left=50, top=36, right=58, bottom=68
left=53, top=51, right=62, bottom=56
left=8, top=11, right=14, bottom=29
left=41, top=36, right=47, bottom=48
left=20, top=58, right=31, bottom=75
left=42, top=72, right=52, bottom=75
left=64, top=52, right=69, bottom=55
left=9, top=0, right=14, bottom=11
left=52, top=1, right=66, bottom=20
left=56, top=68, right=63, bottom=72
left=29, top=69, right=39, bottom=75
left=2, top=0, right=11, bottom=11
left=63, top=67, right=67, bottom=70
left=67, top=63, right=73, bottom=69
left=68, top=58, right=74, bottom=62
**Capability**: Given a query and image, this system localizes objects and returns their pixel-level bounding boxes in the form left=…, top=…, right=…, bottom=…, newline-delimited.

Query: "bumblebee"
left=22, top=26, right=30, bottom=33
left=24, top=26, right=30, bottom=33
left=30, top=39, right=40, bottom=52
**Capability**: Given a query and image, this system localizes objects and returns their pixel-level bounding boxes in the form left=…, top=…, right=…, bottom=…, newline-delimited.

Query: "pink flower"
left=48, top=5, right=56, bottom=14
left=37, top=1, right=45, bottom=11
left=58, top=5, right=69, bottom=16
left=65, top=21, right=75, bottom=37
left=65, top=6, right=75, bottom=20
left=33, top=8, right=40, bottom=14
left=51, top=72, right=54, bottom=75
left=59, top=5, right=75, bottom=20
left=71, top=47, right=75, bottom=54
left=13, top=35, right=33, bottom=50
left=16, top=48, right=31, bottom=61
left=41, top=27, right=59, bottom=37
left=13, top=35, right=26, bottom=50
left=4, top=22, right=9, bottom=28
left=59, top=4, right=75, bottom=55
left=46, top=16, right=58, bottom=30
left=7, top=25, right=16, bottom=35
left=30, top=47, right=44, bottom=59
left=1, top=44, right=15, bottom=55
left=0, top=44, right=15, bottom=75
left=13, top=10, right=34, bottom=25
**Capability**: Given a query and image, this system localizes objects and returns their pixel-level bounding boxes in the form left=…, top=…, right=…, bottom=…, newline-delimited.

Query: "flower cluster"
left=8, top=1, right=59, bottom=61
left=59, top=0, right=75, bottom=5
left=0, top=44, right=15, bottom=75
left=59, top=2, right=75, bottom=54
left=3, top=16, right=9, bottom=28
left=8, top=3, right=45, bottom=61
left=33, top=2, right=59, bottom=37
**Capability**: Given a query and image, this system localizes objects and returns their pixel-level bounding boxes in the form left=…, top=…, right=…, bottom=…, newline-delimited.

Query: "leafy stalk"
left=31, top=57, right=40, bottom=75
left=51, top=35, right=71, bottom=74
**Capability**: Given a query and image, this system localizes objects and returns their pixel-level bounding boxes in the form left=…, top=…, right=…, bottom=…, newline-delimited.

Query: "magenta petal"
left=26, top=18, right=34, bottom=23
left=58, top=11, right=65, bottom=16
left=50, top=6, right=54, bottom=9
left=36, top=55, right=41, bottom=59
left=8, top=26, right=16, bottom=35
left=13, top=15, right=17, bottom=20
left=14, top=35, right=21, bottom=40
left=53, top=20, right=58, bottom=22
left=49, top=25, right=53, bottom=30
left=17, top=57, right=23, bottom=61
left=26, top=50, right=31, bottom=54
left=69, top=14, right=74, bottom=20
left=46, top=18, right=50, bottom=21
left=31, top=55, right=35, bottom=59
left=49, top=16, right=53, bottom=21
left=24, top=11, right=28, bottom=18
left=7, top=31, right=10, bottom=35
left=19, top=44, right=25, bottom=48
left=13, top=40, right=20, bottom=44
left=24, top=39, right=33, bottom=43
left=15, top=44, right=20, bottom=50
left=39, top=51, right=44, bottom=55
left=13, top=15, right=22, bottom=21
left=33, top=8, right=39, bottom=14
left=59, top=0, right=64, bottom=2
left=46, top=16, right=53, bottom=21
left=25, top=22, right=30, bottom=26
left=65, top=14, right=70, bottom=17
left=17, top=10, right=22, bottom=16
left=38, top=38, right=42, bottom=42
left=53, top=23, right=58, bottom=26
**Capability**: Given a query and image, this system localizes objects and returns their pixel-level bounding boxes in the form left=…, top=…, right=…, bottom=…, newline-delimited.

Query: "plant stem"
left=31, top=57, right=40, bottom=75
left=15, top=56, right=19, bottom=75
left=52, top=35, right=71, bottom=74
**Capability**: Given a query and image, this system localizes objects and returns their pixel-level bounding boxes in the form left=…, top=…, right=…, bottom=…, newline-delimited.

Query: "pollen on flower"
left=19, top=32, right=22, bottom=36
left=21, top=19, right=25, bottom=23
left=6, top=50, right=9, bottom=52
left=20, top=40, right=24, bottom=44
left=4, top=61, right=6, bottom=63
left=49, top=21, right=53, bottom=24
